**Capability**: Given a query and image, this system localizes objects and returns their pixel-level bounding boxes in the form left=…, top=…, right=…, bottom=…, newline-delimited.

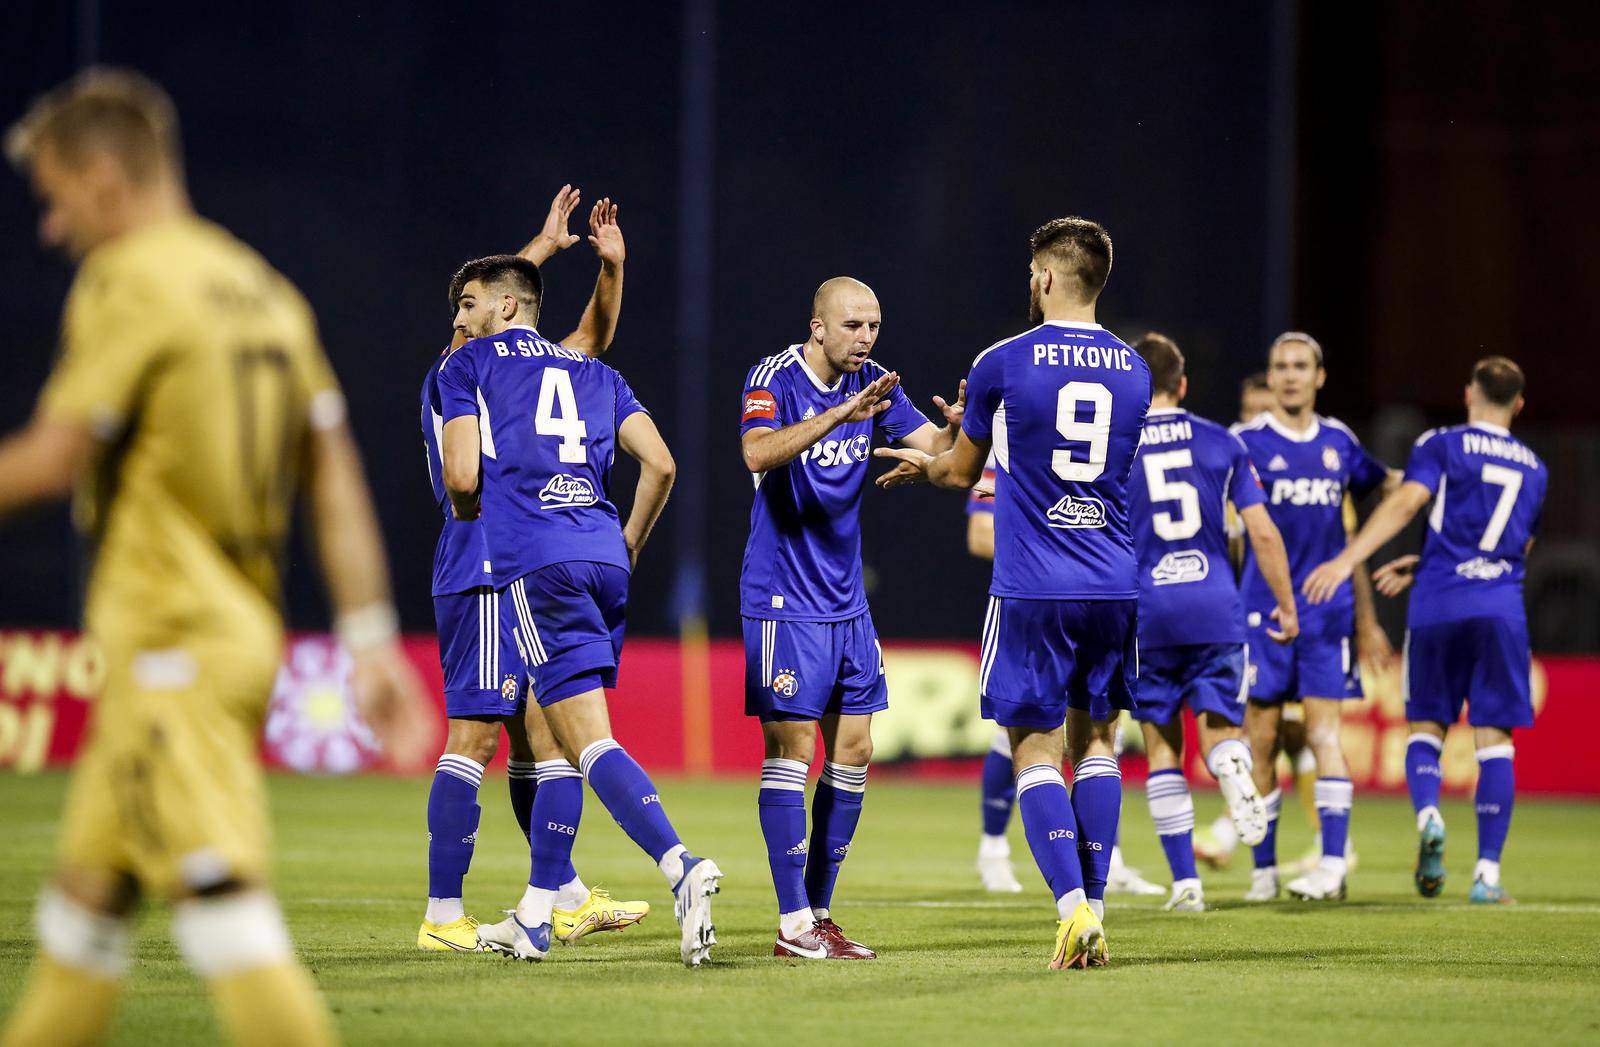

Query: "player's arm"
left=440, top=417, right=482, bottom=521
left=1237, top=504, right=1299, bottom=643
left=967, top=509, right=994, bottom=560
left=895, top=379, right=967, bottom=455
left=616, top=411, right=676, bottom=568
left=517, top=184, right=583, bottom=267
left=742, top=370, right=901, bottom=473
left=873, top=428, right=989, bottom=490
left=1302, top=480, right=1432, bottom=603
left=0, top=413, right=91, bottom=517
left=301, top=417, right=432, bottom=768
left=559, top=199, right=624, bottom=357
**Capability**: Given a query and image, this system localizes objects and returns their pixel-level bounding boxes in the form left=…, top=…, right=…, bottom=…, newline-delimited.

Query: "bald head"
left=807, top=276, right=882, bottom=377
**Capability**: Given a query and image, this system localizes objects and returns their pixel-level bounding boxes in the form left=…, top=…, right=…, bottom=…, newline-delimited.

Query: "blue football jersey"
left=961, top=321, right=1152, bottom=600
left=436, top=325, right=648, bottom=587
left=1130, top=407, right=1267, bottom=647
left=1402, top=422, right=1546, bottom=628
left=739, top=346, right=932, bottom=621
left=1233, top=412, right=1389, bottom=639
left=422, top=348, right=495, bottom=595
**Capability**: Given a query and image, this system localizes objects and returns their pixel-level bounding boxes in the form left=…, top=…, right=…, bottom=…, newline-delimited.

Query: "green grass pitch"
left=3, top=772, right=1599, bottom=1045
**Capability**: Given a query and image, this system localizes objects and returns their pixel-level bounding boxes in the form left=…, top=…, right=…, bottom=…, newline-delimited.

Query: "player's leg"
left=1193, top=643, right=1266, bottom=847
left=517, top=565, right=720, bottom=966
left=505, top=715, right=538, bottom=842
left=1280, top=709, right=1321, bottom=833
left=760, top=717, right=821, bottom=946
left=1141, top=717, right=1203, bottom=912
left=1466, top=617, right=1532, bottom=904
left=1471, top=727, right=1516, bottom=903
left=977, top=728, right=1023, bottom=892
left=1243, top=699, right=1284, bottom=899
left=1286, top=693, right=1353, bottom=901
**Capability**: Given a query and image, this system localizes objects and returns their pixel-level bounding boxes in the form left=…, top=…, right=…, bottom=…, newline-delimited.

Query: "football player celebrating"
left=1304, top=357, right=1545, bottom=904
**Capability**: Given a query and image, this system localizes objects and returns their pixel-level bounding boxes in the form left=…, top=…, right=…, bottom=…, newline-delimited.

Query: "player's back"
left=42, top=215, right=340, bottom=655
left=1130, top=408, right=1263, bottom=647
left=422, top=350, right=495, bottom=596
left=1407, top=423, right=1546, bottom=627
left=966, top=321, right=1152, bottom=599
left=437, top=327, right=645, bottom=587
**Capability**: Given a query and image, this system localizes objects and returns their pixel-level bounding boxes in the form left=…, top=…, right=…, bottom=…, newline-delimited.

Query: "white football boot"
left=1245, top=867, right=1279, bottom=902
left=1163, top=879, right=1206, bottom=912
left=1212, top=750, right=1268, bottom=846
left=1105, top=846, right=1165, bottom=896
left=1286, top=861, right=1348, bottom=901
left=977, top=836, right=1025, bottom=893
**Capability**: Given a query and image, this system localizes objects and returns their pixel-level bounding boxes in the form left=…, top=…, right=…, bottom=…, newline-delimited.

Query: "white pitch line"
left=863, top=900, right=1600, bottom=914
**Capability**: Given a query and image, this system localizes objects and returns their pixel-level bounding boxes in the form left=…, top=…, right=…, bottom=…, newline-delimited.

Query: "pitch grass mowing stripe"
left=2, top=773, right=1599, bottom=1046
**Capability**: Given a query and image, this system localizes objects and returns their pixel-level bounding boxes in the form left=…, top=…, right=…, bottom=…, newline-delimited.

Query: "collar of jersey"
left=1262, top=411, right=1321, bottom=443
left=1041, top=320, right=1104, bottom=330
left=504, top=324, right=541, bottom=336
left=1146, top=406, right=1186, bottom=417
left=789, top=345, right=844, bottom=393
left=1471, top=421, right=1511, bottom=436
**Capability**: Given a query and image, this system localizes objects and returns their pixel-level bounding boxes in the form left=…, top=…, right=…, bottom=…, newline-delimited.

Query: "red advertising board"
left=1, top=629, right=1594, bottom=796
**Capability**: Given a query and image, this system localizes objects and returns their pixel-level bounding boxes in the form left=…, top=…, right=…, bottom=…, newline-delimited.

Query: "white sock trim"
left=37, top=888, right=131, bottom=980
left=1476, top=743, right=1514, bottom=763
left=1147, top=773, right=1196, bottom=835
left=779, top=908, right=816, bottom=938
left=1406, top=733, right=1444, bottom=752
left=760, top=758, right=810, bottom=792
left=554, top=875, right=589, bottom=910
left=1314, top=778, right=1354, bottom=812
left=534, top=759, right=582, bottom=783
left=1072, top=755, right=1121, bottom=781
left=658, top=843, right=688, bottom=886
left=820, top=760, right=868, bottom=793
left=172, top=891, right=293, bottom=978
left=1015, top=763, right=1066, bottom=796
left=1262, top=788, right=1283, bottom=820
left=507, top=759, right=538, bottom=780
left=578, top=738, right=623, bottom=779
left=436, top=754, right=486, bottom=789
left=518, top=884, right=556, bottom=928
left=425, top=897, right=465, bottom=924
left=1056, top=887, right=1087, bottom=921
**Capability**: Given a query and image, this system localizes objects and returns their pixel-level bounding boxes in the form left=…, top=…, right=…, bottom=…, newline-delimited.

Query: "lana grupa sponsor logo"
left=539, top=473, right=599, bottom=509
left=1047, top=494, right=1107, bottom=529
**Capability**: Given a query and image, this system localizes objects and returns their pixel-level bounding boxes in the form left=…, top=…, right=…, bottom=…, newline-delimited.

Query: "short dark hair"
left=1472, top=355, right=1525, bottom=406
left=448, top=254, right=543, bottom=317
left=6, top=67, right=181, bottom=183
left=1136, top=332, right=1184, bottom=396
left=1241, top=370, right=1269, bottom=393
left=1029, top=217, right=1113, bottom=301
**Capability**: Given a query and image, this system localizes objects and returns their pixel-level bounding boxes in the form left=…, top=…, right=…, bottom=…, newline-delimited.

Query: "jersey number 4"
left=535, top=368, right=588, bottom=463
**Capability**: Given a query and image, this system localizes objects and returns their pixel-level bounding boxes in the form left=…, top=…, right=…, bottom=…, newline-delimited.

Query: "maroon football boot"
left=773, top=923, right=869, bottom=960
left=815, top=918, right=876, bottom=959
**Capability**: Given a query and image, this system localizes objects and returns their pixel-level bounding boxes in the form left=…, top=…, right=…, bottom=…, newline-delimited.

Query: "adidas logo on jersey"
left=1455, top=556, right=1513, bottom=581
left=539, top=473, right=599, bottom=509
left=1267, top=455, right=1289, bottom=471
left=1046, top=494, right=1106, bottom=529
left=1151, top=549, right=1210, bottom=585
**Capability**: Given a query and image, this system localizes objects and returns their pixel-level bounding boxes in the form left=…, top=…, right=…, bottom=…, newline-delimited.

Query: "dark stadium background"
left=2, top=1, right=1595, bottom=650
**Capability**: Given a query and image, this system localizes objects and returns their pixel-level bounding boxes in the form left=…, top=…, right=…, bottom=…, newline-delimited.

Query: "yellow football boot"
left=417, top=915, right=482, bottom=952
left=553, top=887, right=650, bottom=943
left=1048, top=902, right=1107, bottom=970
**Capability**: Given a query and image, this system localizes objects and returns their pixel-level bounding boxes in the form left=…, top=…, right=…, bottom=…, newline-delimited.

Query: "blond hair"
left=6, top=68, right=182, bottom=183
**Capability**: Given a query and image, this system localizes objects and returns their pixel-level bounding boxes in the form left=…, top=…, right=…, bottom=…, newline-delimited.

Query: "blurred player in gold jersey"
left=0, top=70, right=430, bottom=1047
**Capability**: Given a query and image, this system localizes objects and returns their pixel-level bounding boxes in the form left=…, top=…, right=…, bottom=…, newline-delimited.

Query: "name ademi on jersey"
left=961, top=320, right=1151, bottom=601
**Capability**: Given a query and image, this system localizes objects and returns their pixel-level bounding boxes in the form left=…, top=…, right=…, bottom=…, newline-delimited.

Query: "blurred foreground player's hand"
left=1371, top=553, right=1419, bottom=597
left=345, top=631, right=433, bottom=772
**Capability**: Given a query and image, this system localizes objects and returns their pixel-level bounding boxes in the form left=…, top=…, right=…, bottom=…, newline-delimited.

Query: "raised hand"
left=836, top=370, right=900, bottom=424
left=932, top=379, right=966, bottom=428
left=1372, top=554, right=1420, bottom=597
left=1302, top=555, right=1354, bottom=605
left=588, top=197, right=625, bottom=267
left=873, top=446, right=933, bottom=488
left=534, top=184, right=583, bottom=255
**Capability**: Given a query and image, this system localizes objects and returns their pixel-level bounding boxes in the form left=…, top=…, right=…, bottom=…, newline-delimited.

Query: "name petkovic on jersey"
left=539, top=473, right=599, bottom=509
left=1031, top=342, right=1136, bottom=370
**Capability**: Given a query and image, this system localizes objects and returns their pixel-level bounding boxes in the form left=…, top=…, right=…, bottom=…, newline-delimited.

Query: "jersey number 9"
left=1053, top=381, right=1112, bottom=481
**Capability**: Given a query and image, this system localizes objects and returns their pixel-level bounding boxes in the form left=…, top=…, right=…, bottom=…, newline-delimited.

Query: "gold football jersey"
left=40, top=215, right=343, bottom=656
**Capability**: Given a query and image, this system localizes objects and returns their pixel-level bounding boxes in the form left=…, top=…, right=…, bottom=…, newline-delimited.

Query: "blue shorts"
left=1246, top=621, right=1360, bottom=702
left=1133, top=643, right=1248, bottom=726
left=433, top=587, right=526, bottom=719
left=743, top=612, right=887, bottom=722
left=1404, top=618, right=1532, bottom=728
left=505, top=561, right=629, bottom=707
left=979, top=597, right=1137, bottom=729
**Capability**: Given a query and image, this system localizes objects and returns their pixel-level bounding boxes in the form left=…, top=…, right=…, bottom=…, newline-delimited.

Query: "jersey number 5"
left=1141, top=449, right=1201, bottom=540
left=1053, top=381, right=1111, bottom=481
left=535, top=368, right=588, bottom=463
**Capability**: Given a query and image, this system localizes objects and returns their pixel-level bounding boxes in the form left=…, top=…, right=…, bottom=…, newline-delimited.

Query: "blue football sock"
left=805, top=761, right=867, bottom=913
left=529, top=760, right=583, bottom=891
left=579, top=739, right=684, bottom=870
left=981, top=744, right=1016, bottom=837
left=427, top=755, right=483, bottom=900
left=1253, top=788, right=1282, bottom=869
left=507, top=760, right=537, bottom=841
left=758, top=758, right=811, bottom=915
left=1315, top=777, right=1353, bottom=864
left=1071, top=755, right=1121, bottom=903
left=1146, top=769, right=1198, bottom=883
left=1016, top=763, right=1085, bottom=912
left=1475, top=744, right=1515, bottom=862
left=1405, top=734, right=1443, bottom=815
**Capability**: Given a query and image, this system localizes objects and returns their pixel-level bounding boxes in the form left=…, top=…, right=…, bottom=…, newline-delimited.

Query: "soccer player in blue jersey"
left=437, top=254, right=723, bottom=968
left=877, top=217, right=1148, bottom=969
left=1128, top=333, right=1299, bottom=912
left=1232, top=332, right=1400, bottom=901
left=1304, top=357, right=1545, bottom=904
left=739, top=276, right=967, bottom=959
left=416, top=190, right=649, bottom=951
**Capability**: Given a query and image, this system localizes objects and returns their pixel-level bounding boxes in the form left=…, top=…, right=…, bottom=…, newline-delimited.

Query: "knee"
left=764, top=730, right=815, bottom=765
left=444, top=720, right=500, bottom=766
left=829, top=737, right=872, bottom=767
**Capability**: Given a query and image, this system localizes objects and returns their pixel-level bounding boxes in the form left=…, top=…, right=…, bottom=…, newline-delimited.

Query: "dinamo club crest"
left=501, top=674, right=520, bottom=702
left=1322, top=445, right=1341, bottom=471
left=772, top=668, right=800, bottom=698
